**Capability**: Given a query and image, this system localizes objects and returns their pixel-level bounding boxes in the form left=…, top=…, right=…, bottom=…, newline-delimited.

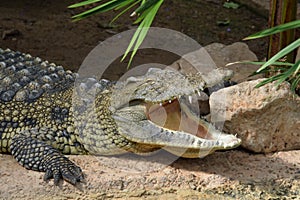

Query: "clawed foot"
left=11, top=126, right=85, bottom=186
left=43, top=156, right=84, bottom=185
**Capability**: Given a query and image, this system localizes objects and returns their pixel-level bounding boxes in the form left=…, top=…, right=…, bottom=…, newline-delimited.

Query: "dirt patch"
left=0, top=0, right=267, bottom=73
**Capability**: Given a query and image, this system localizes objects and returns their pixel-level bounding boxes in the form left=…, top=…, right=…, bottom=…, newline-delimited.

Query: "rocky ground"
left=0, top=0, right=300, bottom=199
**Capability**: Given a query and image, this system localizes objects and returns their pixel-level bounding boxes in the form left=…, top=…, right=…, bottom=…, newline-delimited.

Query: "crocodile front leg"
left=10, top=132, right=84, bottom=185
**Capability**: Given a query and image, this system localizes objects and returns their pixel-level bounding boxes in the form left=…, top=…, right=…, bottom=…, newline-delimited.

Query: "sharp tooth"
left=197, top=90, right=201, bottom=96
left=168, top=100, right=172, bottom=103
left=188, top=96, right=192, bottom=104
left=159, top=102, right=162, bottom=106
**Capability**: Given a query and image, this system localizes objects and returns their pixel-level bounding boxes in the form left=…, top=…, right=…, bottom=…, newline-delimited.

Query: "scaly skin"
left=0, top=48, right=241, bottom=185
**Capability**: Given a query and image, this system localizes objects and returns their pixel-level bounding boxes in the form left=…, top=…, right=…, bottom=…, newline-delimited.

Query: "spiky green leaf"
left=110, top=0, right=140, bottom=25
left=68, top=0, right=103, bottom=8
left=71, top=0, right=128, bottom=21
left=226, top=60, right=294, bottom=67
left=256, top=38, right=300, bottom=72
left=244, top=20, right=300, bottom=40
left=121, top=0, right=164, bottom=67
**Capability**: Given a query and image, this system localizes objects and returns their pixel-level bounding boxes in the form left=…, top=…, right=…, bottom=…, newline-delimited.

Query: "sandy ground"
left=1, top=150, right=300, bottom=199
left=0, top=0, right=299, bottom=199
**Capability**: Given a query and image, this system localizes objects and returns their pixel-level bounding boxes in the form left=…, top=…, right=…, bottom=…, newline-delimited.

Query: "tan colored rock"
left=170, top=42, right=262, bottom=83
left=205, top=42, right=262, bottom=83
left=209, top=79, right=300, bottom=153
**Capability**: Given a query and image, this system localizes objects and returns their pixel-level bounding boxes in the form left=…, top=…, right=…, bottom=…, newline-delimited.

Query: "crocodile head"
left=109, top=67, right=241, bottom=158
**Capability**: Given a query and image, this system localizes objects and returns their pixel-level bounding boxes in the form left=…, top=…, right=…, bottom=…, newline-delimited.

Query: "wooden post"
left=268, top=0, right=297, bottom=63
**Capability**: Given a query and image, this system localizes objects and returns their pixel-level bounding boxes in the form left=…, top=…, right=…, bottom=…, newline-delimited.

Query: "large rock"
left=170, top=42, right=262, bottom=83
left=205, top=42, right=262, bottom=83
left=209, top=79, right=300, bottom=153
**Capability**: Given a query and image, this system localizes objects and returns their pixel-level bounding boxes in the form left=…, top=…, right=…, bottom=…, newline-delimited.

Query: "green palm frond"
left=226, top=61, right=294, bottom=67
left=256, top=38, right=300, bottom=73
left=243, top=20, right=300, bottom=40
left=110, top=0, right=140, bottom=25
left=255, top=60, right=300, bottom=89
left=68, top=0, right=103, bottom=8
left=69, top=0, right=164, bottom=67
left=70, top=0, right=131, bottom=21
left=122, top=0, right=163, bottom=67
left=244, top=19, right=300, bottom=93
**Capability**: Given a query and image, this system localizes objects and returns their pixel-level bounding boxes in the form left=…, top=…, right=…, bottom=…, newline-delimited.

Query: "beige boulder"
left=205, top=42, right=262, bottom=83
left=170, top=42, right=262, bottom=83
left=209, top=79, right=300, bottom=153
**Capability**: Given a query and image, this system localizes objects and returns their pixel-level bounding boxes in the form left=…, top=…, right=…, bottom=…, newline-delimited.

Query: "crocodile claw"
left=43, top=156, right=84, bottom=185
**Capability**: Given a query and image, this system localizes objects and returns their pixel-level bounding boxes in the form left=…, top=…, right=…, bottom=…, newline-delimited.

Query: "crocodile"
left=0, top=48, right=241, bottom=185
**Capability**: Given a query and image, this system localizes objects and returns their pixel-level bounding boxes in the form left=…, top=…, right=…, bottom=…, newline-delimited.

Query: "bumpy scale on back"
left=0, top=48, right=241, bottom=185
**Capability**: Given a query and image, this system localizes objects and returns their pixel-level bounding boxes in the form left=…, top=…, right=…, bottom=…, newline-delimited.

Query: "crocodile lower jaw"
left=145, top=97, right=241, bottom=147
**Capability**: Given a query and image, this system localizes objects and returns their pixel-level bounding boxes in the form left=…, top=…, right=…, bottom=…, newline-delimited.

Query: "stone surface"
left=210, top=79, right=300, bottom=153
left=205, top=42, right=262, bottom=83
left=170, top=42, right=262, bottom=83
left=169, top=42, right=263, bottom=117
